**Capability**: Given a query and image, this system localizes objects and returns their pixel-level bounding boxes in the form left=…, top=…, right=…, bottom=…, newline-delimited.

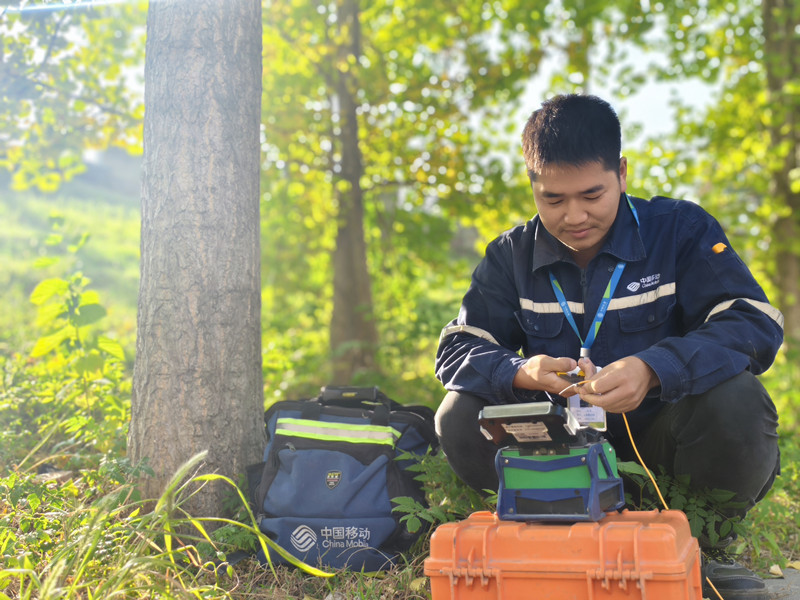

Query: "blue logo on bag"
left=290, top=525, right=317, bottom=552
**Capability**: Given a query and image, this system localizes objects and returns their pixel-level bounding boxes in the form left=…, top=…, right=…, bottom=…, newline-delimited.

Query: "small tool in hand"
left=556, top=368, right=587, bottom=396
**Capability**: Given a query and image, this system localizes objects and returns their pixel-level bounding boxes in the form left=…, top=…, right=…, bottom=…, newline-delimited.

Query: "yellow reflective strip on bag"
left=275, top=418, right=399, bottom=445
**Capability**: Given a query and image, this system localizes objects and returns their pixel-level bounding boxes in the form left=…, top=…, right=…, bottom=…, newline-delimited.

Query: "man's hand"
left=577, top=357, right=659, bottom=413
left=513, top=354, right=580, bottom=395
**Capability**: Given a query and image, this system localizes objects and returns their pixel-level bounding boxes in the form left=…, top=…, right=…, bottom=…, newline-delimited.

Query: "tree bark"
left=130, top=0, right=265, bottom=517
left=330, top=0, right=378, bottom=383
left=763, top=0, right=800, bottom=345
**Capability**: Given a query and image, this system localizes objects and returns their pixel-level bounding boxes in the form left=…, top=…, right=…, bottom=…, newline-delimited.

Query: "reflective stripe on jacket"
left=435, top=194, right=784, bottom=439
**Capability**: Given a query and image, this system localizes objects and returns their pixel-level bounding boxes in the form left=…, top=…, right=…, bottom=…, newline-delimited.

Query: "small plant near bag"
left=392, top=450, right=495, bottom=538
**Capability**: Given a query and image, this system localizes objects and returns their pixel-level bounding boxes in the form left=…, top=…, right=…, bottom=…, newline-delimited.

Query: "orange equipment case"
left=424, top=510, right=702, bottom=600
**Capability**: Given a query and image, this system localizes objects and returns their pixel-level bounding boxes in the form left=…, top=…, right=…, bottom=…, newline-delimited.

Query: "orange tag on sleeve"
left=712, top=243, right=727, bottom=254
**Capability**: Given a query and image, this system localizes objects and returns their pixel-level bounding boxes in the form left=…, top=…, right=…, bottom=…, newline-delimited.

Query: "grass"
left=1, top=183, right=799, bottom=598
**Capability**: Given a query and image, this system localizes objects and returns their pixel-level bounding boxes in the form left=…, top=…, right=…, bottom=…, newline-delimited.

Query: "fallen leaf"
left=769, top=564, right=784, bottom=577
left=410, top=577, right=428, bottom=592
left=787, top=561, right=800, bottom=571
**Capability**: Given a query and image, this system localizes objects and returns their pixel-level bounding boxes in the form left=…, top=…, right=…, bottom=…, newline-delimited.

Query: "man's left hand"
left=577, top=357, right=659, bottom=413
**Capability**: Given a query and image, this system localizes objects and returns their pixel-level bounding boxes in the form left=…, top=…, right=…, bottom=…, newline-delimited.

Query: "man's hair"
left=522, top=94, right=621, bottom=179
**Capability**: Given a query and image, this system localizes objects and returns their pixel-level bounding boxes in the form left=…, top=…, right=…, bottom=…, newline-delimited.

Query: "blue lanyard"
left=547, top=194, right=639, bottom=358
left=626, top=193, right=640, bottom=226
left=549, top=263, right=626, bottom=358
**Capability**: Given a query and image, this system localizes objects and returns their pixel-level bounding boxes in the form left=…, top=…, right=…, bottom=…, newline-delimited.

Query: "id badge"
left=567, top=395, right=607, bottom=431
left=563, top=365, right=606, bottom=431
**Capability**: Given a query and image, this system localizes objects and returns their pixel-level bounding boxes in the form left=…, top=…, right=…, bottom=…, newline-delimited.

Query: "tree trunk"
left=763, top=0, right=800, bottom=345
left=330, top=0, right=378, bottom=383
left=130, top=0, right=265, bottom=518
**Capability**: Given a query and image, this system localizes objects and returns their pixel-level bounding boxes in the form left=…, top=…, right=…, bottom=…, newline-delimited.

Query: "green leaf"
left=30, top=278, right=69, bottom=305
left=705, top=523, right=719, bottom=547
left=67, top=232, right=91, bottom=253
left=669, top=493, right=686, bottom=510
left=688, top=514, right=704, bottom=538
left=72, top=303, right=106, bottom=327
left=74, top=352, right=105, bottom=375
left=33, top=256, right=60, bottom=269
left=79, top=290, right=101, bottom=306
left=27, top=493, right=41, bottom=512
left=44, top=233, right=63, bottom=246
left=720, top=520, right=732, bottom=538
left=35, top=302, right=67, bottom=328
left=30, top=327, right=72, bottom=357
left=97, top=336, right=125, bottom=360
left=616, top=461, right=648, bottom=476
left=403, top=515, right=422, bottom=533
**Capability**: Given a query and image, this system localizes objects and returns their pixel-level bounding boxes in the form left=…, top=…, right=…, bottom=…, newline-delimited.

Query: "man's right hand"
left=513, top=355, right=581, bottom=395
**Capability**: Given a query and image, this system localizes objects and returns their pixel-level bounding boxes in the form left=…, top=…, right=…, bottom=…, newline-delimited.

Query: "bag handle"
left=318, top=386, right=398, bottom=411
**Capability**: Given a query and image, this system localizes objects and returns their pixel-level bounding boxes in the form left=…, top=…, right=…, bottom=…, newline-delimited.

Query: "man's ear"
left=619, top=157, right=628, bottom=193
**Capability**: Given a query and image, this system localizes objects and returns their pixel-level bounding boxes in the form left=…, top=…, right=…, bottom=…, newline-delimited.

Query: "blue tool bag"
left=248, top=386, right=438, bottom=571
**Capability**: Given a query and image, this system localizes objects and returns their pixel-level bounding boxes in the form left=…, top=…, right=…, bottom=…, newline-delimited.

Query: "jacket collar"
left=531, top=194, right=647, bottom=272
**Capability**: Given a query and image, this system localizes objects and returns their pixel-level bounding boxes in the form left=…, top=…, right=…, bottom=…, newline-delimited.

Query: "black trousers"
left=435, top=371, right=780, bottom=523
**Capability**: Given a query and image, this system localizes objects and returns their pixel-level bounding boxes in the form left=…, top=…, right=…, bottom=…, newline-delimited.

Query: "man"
left=435, top=94, right=781, bottom=600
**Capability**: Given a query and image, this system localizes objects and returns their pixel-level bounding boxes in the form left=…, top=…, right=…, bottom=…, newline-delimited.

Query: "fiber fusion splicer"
left=479, top=401, right=625, bottom=522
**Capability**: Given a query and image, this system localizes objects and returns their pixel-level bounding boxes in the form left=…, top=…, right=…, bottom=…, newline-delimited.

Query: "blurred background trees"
left=1, top=0, right=144, bottom=191
left=2, top=0, right=798, bottom=405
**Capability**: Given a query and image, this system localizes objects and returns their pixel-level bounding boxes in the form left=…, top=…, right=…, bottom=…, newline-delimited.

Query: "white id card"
left=567, top=395, right=607, bottom=431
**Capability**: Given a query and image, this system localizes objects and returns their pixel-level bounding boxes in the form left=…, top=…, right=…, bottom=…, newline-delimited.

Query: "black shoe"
left=701, top=547, right=769, bottom=600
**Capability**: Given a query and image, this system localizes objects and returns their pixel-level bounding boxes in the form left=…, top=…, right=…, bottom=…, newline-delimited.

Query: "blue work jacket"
left=435, top=194, right=784, bottom=440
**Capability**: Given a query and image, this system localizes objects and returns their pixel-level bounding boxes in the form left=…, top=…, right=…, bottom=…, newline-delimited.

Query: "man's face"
left=531, top=159, right=627, bottom=267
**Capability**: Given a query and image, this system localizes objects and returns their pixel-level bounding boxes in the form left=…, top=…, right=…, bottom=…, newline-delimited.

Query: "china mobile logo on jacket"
left=627, top=273, right=661, bottom=292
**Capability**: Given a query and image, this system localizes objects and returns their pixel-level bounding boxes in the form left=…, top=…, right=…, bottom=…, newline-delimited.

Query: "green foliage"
left=392, top=450, right=494, bottom=538
left=0, top=453, right=330, bottom=600
left=619, top=447, right=800, bottom=573
left=738, top=437, right=800, bottom=572
left=0, top=192, right=140, bottom=359
left=617, top=461, right=746, bottom=547
left=0, top=210, right=339, bottom=598
left=197, top=476, right=262, bottom=558
left=259, top=0, right=548, bottom=392
left=26, top=214, right=126, bottom=368
left=758, top=351, right=800, bottom=437
left=0, top=219, right=130, bottom=469
left=0, top=0, right=146, bottom=191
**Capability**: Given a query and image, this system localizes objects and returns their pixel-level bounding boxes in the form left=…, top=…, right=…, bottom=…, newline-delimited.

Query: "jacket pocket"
left=515, top=309, right=565, bottom=337
left=515, top=309, right=570, bottom=357
left=617, top=297, right=675, bottom=333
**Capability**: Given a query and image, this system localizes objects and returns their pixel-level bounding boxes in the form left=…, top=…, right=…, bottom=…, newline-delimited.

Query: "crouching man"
left=435, top=94, right=781, bottom=600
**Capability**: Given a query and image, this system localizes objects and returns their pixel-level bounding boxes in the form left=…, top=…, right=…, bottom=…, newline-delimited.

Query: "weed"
left=0, top=453, right=330, bottom=600
left=739, top=437, right=800, bottom=571
left=618, top=461, right=746, bottom=546
left=392, top=450, right=494, bottom=541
